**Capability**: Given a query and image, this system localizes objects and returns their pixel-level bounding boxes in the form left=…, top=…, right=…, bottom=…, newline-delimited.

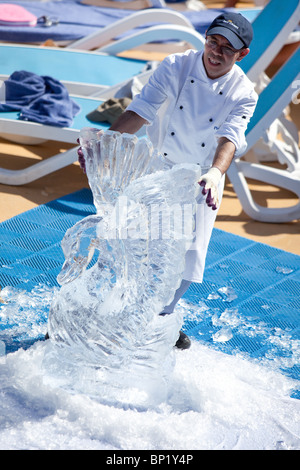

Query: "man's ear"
left=236, top=48, right=250, bottom=62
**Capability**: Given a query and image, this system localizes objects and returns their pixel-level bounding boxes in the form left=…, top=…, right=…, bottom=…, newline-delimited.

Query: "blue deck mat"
left=0, top=188, right=299, bottom=398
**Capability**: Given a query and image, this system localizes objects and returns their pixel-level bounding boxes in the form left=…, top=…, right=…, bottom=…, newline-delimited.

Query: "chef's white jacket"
left=127, top=49, right=258, bottom=282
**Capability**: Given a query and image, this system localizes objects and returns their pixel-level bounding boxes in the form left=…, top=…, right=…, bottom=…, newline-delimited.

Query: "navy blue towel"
left=0, top=70, right=81, bottom=127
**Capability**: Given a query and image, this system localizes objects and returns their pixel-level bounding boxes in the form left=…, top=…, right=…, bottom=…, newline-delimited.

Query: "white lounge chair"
left=240, top=0, right=300, bottom=83
left=227, top=46, right=300, bottom=223
left=0, top=3, right=196, bottom=45
left=89, top=23, right=205, bottom=55
left=0, top=44, right=156, bottom=98
left=239, top=0, right=300, bottom=171
left=68, top=8, right=197, bottom=50
left=0, top=9, right=205, bottom=98
left=94, top=0, right=300, bottom=63
left=0, top=9, right=205, bottom=186
left=0, top=95, right=126, bottom=186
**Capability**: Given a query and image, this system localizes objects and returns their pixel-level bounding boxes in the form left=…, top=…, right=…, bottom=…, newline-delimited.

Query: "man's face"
left=203, top=34, right=249, bottom=79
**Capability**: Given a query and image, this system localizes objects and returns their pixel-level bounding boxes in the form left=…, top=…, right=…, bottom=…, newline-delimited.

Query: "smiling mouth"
left=208, top=57, right=222, bottom=66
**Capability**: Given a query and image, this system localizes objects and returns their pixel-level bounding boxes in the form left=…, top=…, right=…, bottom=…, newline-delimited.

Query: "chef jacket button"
left=179, top=105, right=183, bottom=109
left=171, top=132, right=175, bottom=136
left=209, top=118, right=213, bottom=122
left=242, top=115, right=247, bottom=119
left=201, top=143, right=205, bottom=147
left=164, top=152, right=168, bottom=156
left=191, top=79, right=194, bottom=83
left=219, top=91, right=223, bottom=95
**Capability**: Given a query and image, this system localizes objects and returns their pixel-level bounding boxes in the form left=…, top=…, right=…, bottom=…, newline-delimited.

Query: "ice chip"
left=207, top=292, right=221, bottom=300
left=212, top=327, right=233, bottom=343
left=218, top=286, right=238, bottom=303
left=276, top=266, right=293, bottom=275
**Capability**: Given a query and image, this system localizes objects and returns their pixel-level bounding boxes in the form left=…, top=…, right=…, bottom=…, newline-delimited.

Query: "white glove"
left=199, top=167, right=222, bottom=210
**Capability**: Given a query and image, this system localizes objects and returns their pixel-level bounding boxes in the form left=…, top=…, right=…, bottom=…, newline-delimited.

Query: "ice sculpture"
left=45, top=129, right=201, bottom=405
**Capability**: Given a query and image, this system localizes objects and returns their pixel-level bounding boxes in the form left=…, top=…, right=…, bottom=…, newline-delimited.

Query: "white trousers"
left=160, top=174, right=225, bottom=315
left=183, top=174, right=225, bottom=283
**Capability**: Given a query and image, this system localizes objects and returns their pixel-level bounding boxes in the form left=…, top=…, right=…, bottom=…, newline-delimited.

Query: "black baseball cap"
left=206, top=12, right=253, bottom=49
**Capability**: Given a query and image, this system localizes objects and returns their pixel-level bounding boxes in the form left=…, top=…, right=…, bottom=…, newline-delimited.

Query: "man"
left=79, top=12, right=258, bottom=349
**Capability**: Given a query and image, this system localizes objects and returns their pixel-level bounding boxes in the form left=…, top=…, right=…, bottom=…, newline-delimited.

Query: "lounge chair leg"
left=0, top=146, right=79, bottom=186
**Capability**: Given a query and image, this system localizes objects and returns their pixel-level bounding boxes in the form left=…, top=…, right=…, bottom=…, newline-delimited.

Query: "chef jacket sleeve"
left=215, top=90, right=258, bottom=157
left=126, top=55, right=176, bottom=124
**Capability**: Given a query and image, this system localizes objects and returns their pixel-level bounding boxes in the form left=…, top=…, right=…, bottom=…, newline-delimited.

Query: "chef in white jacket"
left=80, top=12, right=258, bottom=349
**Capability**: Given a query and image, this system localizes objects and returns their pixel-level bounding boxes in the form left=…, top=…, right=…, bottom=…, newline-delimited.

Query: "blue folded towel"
left=0, top=70, right=81, bottom=127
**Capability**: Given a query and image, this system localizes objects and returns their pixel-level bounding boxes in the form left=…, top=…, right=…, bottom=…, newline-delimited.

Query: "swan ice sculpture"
left=46, top=129, right=201, bottom=404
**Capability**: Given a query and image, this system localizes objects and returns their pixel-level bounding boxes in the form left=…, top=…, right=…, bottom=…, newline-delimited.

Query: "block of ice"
left=79, top=128, right=173, bottom=213
left=46, top=130, right=201, bottom=404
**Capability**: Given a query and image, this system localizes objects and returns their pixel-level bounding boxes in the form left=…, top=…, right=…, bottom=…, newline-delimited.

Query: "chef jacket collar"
left=193, top=51, right=235, bottom=95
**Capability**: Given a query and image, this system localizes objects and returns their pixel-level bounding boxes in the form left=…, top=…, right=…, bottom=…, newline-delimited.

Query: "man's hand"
left=77, top=128, right=102, bottom=174
left=77, top=143, right=86, bottom=173
left=198, top=167, right=222, bottom=210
